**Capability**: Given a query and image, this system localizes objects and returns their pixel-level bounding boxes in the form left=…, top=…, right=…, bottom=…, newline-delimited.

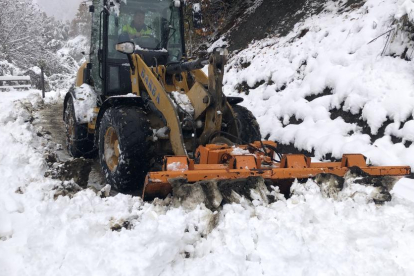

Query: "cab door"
left=89, top=0, right=131, bottom=97
left=104, top=11, right=132, bottom=96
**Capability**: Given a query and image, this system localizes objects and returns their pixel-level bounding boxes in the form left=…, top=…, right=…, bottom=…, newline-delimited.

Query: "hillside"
left=223, top=0, right=414, bottom=165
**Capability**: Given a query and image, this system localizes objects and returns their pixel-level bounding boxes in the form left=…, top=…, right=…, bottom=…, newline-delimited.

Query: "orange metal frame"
left=143, top=141, right=411, bottom=199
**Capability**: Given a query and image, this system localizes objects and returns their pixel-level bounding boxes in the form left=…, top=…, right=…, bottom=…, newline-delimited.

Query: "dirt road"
left=34, top=102, right=107, bottom=188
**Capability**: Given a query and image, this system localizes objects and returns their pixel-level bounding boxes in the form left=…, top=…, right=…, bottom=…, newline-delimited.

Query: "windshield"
left=108, top=0, right=184, bottom=62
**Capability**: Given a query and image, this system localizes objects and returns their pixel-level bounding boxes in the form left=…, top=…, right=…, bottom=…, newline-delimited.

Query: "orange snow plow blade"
left=143, top=141, right=411, bottom=200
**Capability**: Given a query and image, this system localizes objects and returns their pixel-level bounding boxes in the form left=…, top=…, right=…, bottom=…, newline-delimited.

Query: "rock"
left=53, top=181, right=82, bottom=200
left=54, top=158, right=92, bottom=188
left=110, top=220, right=133, bottom=231
left=97, top=184, right=111, bottom=198
left=44, top=152, right=58, bottom=164
left=315, top=173, right=345, bottom=200
left=15, top=187, right=25, bottom=194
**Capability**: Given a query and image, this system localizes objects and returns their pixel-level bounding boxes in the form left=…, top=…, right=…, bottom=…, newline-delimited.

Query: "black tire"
left=98, top=106, right=153, bottom=193
left=232, top=105, right=261, bottom=143
left=64, top=97, right=96, bottom=158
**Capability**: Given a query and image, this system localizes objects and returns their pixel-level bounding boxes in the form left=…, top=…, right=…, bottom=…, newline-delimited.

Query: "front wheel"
left=98, top=106, right=153, bottom=193
left=232, top=105, right=261, bottom=143
left=64, top=96, right=96, bottom=158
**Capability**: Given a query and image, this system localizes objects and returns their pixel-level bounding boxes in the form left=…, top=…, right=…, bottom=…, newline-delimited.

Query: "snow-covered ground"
left=0, top=90, right=413, bottom=276
left=0, top=94, right=413, bottom=274
left=2, top=0, right=414, bottom=275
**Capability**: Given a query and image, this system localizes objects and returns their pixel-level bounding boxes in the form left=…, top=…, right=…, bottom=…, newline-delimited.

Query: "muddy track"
left=34, top=102, right=68, bottom=159
left=34, top=102, right=107, bottom=189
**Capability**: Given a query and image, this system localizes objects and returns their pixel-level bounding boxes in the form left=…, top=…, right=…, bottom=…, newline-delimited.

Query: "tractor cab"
left=111, top=0, right=185, bottom=63
left=89, top=0, right=185, bottom=97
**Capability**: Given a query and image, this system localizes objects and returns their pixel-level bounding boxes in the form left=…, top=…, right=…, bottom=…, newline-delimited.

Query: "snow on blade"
left=231, top=146, right=251, bottom=155
left=167, top=162, right=188, bottom=172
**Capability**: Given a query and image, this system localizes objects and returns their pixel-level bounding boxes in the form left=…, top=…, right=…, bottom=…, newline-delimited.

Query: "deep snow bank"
left=0, top=91, right=413, bottom=275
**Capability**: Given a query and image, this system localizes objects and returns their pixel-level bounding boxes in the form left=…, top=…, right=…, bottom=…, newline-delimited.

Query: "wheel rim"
left=104, top=127, right=120, bottom=172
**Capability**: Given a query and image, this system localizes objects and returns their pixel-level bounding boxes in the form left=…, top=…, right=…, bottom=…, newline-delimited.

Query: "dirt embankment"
left=225, top=0, right=365, bottom=51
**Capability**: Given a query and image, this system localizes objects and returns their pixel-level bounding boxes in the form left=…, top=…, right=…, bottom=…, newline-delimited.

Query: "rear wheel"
left=98, top=106, right=153, bottom=193
left=232, top=105, right=261, bottom=143
left=64, top=96, right=96, bottom=158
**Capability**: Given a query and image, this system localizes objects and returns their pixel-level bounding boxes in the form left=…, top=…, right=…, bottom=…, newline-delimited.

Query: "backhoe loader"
left=64, top=0, right=411, bottom=208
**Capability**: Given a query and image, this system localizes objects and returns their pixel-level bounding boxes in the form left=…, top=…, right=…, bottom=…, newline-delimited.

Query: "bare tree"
left=0, top=0, right=72, bottom=74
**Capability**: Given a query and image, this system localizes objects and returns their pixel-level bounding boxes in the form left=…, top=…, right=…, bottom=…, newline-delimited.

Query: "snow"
left=117, top=93, right=138, bottom=98
left=170, top=91, right=195, bottom=116
left=393, top=177, right=414, bottom=200
left=0, top=76, right=30, bottom=81
left=396, top=0, right=414, bottom=21
left=73, top=84, right=97, bottom=124
left=135, top=45, right=168, bottom=52
left=0, top=60, right=23, bottom=76
left=29, top=66, right=42, bottom=75
left=231, top=146, right=251, bottom=155
left=193, top=3, right=201, bottom=13
left=152, top=126, right=169, bottom=141
left=57, top=35, right=89, bottom=66
left=208, top=37, right=228, bottom=52
left=0, top=90, right=40, bottom=105
left=1, top=0, right=414, bottom=274
left=167, top=162, right=189, bottom=172
left=0, top=88, right=413, bottom=275
left=223, top=0, right=414, bottom=169
left=245, top=0, right=264, bottom=15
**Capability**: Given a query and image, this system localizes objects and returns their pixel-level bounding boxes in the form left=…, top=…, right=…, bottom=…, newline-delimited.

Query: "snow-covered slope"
left=224, top=0, right=414, bottom=168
